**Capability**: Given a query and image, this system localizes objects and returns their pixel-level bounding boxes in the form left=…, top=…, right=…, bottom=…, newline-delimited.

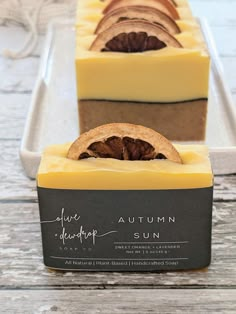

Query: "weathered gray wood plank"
left=214, top=176, right=236, bottom=201
left=0, top=94, right=31, bottom=139
left=0, top=56, right=39, bottom=93
left=0, top=202, right=235, bottom=288
left=0, top=2, right=235, bottom=312
left=0, top=141, right=36, bottom=201
left=0, top=289, right=236, bottom=314
left=0, top=27, right=41, bottom=94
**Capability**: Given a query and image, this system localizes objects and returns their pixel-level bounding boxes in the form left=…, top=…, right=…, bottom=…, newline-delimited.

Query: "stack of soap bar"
left=75, top=0, right=210, bottom=141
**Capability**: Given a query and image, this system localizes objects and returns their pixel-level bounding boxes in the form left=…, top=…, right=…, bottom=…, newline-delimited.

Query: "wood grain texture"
left=0, top=56, right=39, bottom=93
left=0, top=94, right=31, bottom=139
left=0, top=141, right=36, bottom=201
left=0, top=202, right=235, bottom=289
left=0, top=0, right=236, bottom=311
left=0, top=289, right=236, bottom=314
left=0, top=27, right=42, bottom=95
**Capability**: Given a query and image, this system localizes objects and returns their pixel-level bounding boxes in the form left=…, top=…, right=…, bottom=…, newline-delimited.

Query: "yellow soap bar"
left=75, top=0, right=210, bottom=102
left=37, top=144, right=213, bottom=190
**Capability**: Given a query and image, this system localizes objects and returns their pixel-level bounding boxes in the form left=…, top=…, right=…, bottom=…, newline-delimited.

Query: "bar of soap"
left=75, top=0, right=210, bottom=141
left=37, top=140, right=213, bottom=271
left=37, top=144, right=213, bottom=190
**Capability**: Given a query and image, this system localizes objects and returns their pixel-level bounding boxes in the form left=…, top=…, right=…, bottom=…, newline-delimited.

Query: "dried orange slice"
left=67, top=123, right=182, bottom=163
left=103, top=0, right=180, bottom=20
left=95, top=5, right=180, bottom=35
left=90, top=20, right=182, bottom=52
left=170, top=0, right=177, bottom=6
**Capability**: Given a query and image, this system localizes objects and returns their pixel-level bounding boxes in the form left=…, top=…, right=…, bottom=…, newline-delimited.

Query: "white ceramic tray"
left=20, top=19, right=236, bottom=178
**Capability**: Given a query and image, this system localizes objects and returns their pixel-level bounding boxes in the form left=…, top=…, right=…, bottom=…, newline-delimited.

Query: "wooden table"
left=0, top=1, right=236, bottom=313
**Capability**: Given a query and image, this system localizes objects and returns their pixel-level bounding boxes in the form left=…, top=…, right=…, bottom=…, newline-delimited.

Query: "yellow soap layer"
left=37, top=144, right=213, bottom=190
left=76, top=49, right=209, bottom=102
left=75, top=0, right=210, bottom=102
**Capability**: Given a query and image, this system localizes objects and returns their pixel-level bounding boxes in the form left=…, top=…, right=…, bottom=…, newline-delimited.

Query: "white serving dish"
left=20, top=19, right=236, bottom=178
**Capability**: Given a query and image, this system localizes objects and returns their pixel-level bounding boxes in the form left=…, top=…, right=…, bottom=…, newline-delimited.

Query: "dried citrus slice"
left=103, top=0, right=180, bottom=20
left=95, top=5, right=180, bottom=35
left=67, top=123, right=182, bottom=163
left=170, top=0, right=177, bottom=6
left=90, top=20, right=182, bottom=52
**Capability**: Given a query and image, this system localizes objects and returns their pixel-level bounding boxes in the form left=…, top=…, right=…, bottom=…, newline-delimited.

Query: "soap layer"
left=75, top=0, right=210, bottom=102
left=79, top=98, right=207, bottom=141
left=37, top=144, right=213, bottom=190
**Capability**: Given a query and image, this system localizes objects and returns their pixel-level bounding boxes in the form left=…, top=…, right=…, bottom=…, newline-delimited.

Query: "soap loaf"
left=75, top=0, right=210, bottom=141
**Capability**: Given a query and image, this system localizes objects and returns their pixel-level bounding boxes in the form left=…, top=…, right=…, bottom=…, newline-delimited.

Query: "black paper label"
left=37, top=187, right=213, bottom=271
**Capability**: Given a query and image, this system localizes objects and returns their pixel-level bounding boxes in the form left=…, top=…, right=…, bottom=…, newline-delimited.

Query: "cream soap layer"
left=75, top=0, right=210, bottom=102
left=37, top=144, right=213, bottom=190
